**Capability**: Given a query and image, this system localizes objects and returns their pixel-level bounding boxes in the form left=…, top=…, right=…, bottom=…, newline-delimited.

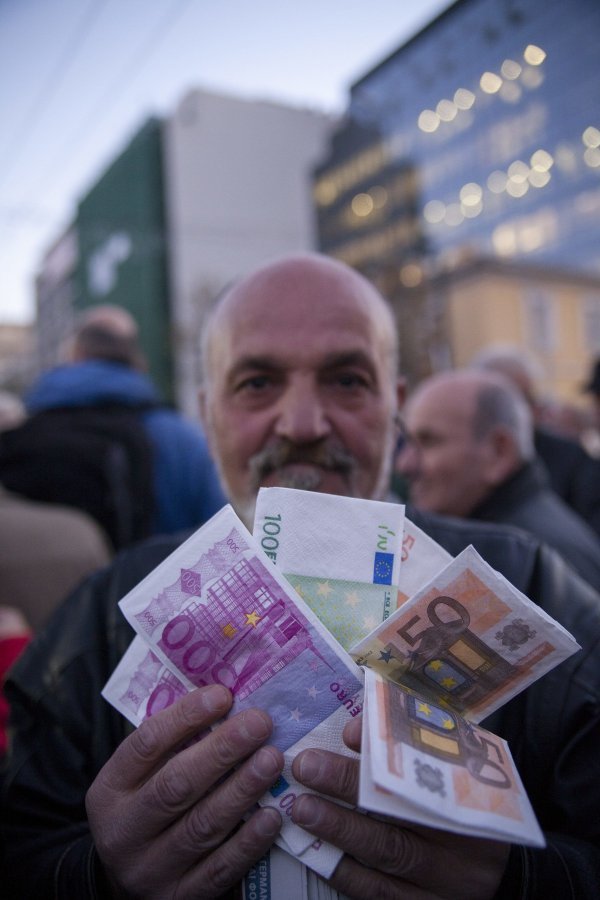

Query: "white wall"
left=163, top=87, right=336, bottom=415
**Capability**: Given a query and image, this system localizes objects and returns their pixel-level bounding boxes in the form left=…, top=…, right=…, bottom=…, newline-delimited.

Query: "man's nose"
left=274, top=378, right=331, bottom=443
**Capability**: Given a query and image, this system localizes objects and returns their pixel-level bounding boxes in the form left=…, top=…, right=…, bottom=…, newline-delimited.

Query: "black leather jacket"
left=2, top=513, right=600, bottom=899
left=469, top=460, right=600, bottom=594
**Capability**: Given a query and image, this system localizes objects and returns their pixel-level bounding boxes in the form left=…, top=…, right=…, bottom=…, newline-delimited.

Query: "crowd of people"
left=0, top=254, right=599, bottom=898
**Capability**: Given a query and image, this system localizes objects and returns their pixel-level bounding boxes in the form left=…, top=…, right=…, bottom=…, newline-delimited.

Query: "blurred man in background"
left=396, top=368, right=600, bottom=591
left=0, top=305, right=226, bottom=548
left=470, top=344, right=600, bottom=536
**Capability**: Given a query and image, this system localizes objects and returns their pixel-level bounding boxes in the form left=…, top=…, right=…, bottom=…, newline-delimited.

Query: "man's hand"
left=86, top=684, right=284, bottom=899
left=291, top=716, right=510, bottom=900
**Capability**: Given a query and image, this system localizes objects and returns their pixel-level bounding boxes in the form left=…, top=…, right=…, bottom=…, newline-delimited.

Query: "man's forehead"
left=202, top=256, right=397, bottom=382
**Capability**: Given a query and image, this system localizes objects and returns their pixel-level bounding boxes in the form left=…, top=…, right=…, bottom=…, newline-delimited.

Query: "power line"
left=0, top=0, right=109, bottom=188
left=25, top=0, right=195, bottom=203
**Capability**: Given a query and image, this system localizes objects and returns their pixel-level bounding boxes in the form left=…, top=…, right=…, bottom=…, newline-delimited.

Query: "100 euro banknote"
left=351, top=544, right=579, bottom=723
left=359, top=669, right=545, bottom=846
left=109, top=505, right=362, bottom=865
left=253, top=487, right=406, bottom=650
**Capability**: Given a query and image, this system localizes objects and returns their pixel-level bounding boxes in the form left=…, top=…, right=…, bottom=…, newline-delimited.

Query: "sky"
left=0, top=0, right=452, bottom=325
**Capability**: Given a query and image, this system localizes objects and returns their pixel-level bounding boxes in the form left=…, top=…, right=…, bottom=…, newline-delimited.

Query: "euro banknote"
left=111, top=504, right=362, bottom=864
left=359, top=668, right=545, bottom=846
left=397, top=516, right=452, bottom=605
left=241, top=846, right=351, bottom=900
left=351, top=544, right=580, bottom=723
left=253, top=487, right=406, bottom=650
left=102, top=633, right=351, bottom=877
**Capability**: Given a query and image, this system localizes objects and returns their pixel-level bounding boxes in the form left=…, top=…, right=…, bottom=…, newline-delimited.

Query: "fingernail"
left=293, top=794, right=321, bottom=828
left=253, top=747, right=282, bottom=779
left=200, top=684, right=230, bottom=713
left=296, top=749, right=322, bottom=784
left=240, top=709, right=271, bottom=741
left=256, top=808, right=281, bottom=837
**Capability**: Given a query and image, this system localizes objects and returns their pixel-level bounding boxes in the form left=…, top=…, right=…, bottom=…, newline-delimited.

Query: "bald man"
left=3, top=255, right=600, bottom=898
left=471, top=345, right=600, bottom=536
left=397, top=369, right=600, bottom=591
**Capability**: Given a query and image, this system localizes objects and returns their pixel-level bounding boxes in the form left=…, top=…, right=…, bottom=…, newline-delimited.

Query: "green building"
left=75, top=117, right=173, bottom=402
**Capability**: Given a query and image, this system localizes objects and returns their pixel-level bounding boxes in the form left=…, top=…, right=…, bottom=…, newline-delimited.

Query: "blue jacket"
left=25, top=361, right=227, bottom=535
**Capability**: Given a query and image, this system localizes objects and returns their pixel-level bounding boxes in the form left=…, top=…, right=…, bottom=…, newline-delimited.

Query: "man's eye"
left=335, top=372, right=369, bottom=389
left=236, top=375, right=272, bottom=392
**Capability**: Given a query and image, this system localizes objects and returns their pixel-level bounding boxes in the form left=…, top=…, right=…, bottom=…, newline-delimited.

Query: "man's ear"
left=198, top=386, right=207, bottom=427
left=396, top=376, right=407, bottom=410
left=485, top=427, right=520, bottom=485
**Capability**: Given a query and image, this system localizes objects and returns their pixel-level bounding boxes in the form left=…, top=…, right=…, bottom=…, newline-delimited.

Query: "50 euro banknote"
left=351, top=544, right=580, bottom=723
left=103, top=504, right=363, bottom=870
left=359, top=669, right=545, bottom=846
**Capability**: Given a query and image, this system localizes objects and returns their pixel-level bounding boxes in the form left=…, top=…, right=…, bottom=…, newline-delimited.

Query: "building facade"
left=314, top=0, right=600, bottom=400
left=35, top=92, right=334, bottom=413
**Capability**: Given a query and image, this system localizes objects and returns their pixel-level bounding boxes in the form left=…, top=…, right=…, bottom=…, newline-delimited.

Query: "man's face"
left=200, top=258, right=401, bottom=524
left=396, top=379, right=496, bottom=517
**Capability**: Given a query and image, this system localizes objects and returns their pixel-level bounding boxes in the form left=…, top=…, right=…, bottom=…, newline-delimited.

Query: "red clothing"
left=0, top=635, right=30, bottom=756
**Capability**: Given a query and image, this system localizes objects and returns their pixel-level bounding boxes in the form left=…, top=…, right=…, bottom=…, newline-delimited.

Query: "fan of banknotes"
left=103, top=487, right=579, bottom=898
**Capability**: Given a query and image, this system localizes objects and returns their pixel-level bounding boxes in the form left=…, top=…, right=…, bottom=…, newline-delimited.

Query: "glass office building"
left=314, top=0, right=600, bottom=286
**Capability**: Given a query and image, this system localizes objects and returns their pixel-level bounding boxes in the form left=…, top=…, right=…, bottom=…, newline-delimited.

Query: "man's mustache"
left=249, top=439, right=356, bottom=482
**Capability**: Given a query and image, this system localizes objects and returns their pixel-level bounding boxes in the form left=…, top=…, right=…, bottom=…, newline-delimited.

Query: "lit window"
left=501, top=59, right=522, bottom=79
left=480, top=72, right=503, bottom=93
left=351, top=193, right=374, bottom=217
left=524, top=44, right=546, bottom=65
left=487, top=170, right=507, bottom=193
left=508, top=160, right=530, bottom=183
left=584, top=148, right=600, bottom=168
left=528, top=169, right=551, bottom=188
left=418, top=109, right=440, bottom=132
left=530, top=149, right=554, bottom=171
left=459, top=182, right=483, bottom=205
left=506, top=179, right=529, bottom=198
left=583, top=126, right=600, bottom=149
left=423, top=200, right=446, bottom=224
left=454, top=88, right=475, bottom=109
left=437, top=99, right=457, bottom=121
left=399, top=264, right=423, bottom=287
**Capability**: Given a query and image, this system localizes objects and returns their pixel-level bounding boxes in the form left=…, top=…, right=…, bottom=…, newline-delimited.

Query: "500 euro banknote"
left=106, top=505, right=362, bottom=868
left=351, top=544, right=580, bottom=723
left=102, top=632, right=351, bottom=878
left=359, top=669, right=545, bottom=846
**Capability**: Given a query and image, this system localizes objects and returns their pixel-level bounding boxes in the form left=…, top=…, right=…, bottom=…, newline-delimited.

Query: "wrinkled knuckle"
left=336, top=758, right=359, bottom=800
left=209, top=728, right=240, bottom=769
left=130, top=718, right=162, bottom=761
left=151, top=763, right=194, bottom=813
left=200, top=851, right=236, bottom=895
left=175, top=694, right=207, bottom=731
left=375, top=826, right=419, bottom=877
left=183, top=804, right=224, bottom=852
